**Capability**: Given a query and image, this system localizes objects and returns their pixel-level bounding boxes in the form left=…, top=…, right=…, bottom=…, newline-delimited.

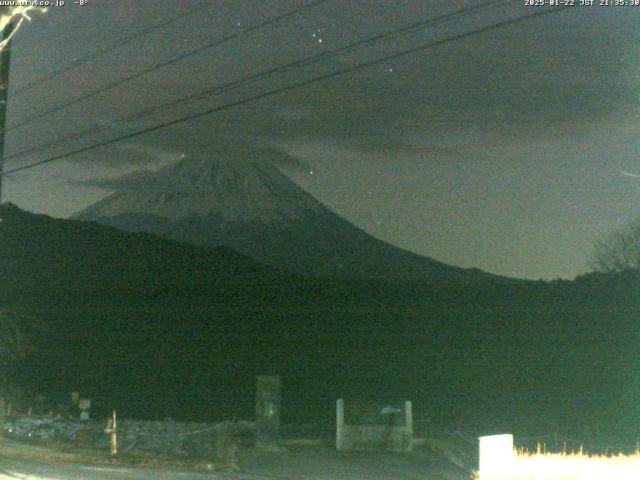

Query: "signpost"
left=78, top=398, right=91, bottom=420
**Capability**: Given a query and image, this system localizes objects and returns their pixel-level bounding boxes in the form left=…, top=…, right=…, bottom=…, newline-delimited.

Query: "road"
left=0, top=446, right=469, bottom=479
left=0, top=459, right=227, bottom=480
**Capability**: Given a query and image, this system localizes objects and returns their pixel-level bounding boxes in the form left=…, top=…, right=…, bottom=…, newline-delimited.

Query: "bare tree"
left=591, top=221, right=640, bottom=273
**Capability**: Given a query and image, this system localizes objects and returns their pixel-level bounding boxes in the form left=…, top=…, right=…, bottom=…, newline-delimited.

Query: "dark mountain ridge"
left=0, top=202, right=293, bottom=305
left=2, top=204, right=638, bottom=443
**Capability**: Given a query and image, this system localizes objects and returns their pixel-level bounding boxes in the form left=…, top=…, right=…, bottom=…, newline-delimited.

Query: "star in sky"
left=311, top=28, right=323, bottom=45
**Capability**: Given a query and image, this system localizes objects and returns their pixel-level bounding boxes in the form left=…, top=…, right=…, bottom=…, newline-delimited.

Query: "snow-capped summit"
left=78, top=145, right=323, bottom=224
left=75, top=145, right=502, bottom=284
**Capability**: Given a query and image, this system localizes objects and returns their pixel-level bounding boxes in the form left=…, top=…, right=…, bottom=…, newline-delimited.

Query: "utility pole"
left=0, top=10, right=16, bottom=205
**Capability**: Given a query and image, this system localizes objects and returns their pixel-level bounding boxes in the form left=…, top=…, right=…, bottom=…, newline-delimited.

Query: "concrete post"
left=479, top=434, right=514, bottom=480
left=404, top=400, right=413, bottom=451
left=336, top=398, right=345, bottom=451
left=109, top=410, right=117, bottom=455
left=255, top=375, right=281, bottom=449
left=103, top=410, right=117, bottom=455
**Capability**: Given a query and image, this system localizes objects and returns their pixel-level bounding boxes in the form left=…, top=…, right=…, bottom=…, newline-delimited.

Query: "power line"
left=12, top=0, right=216, bottom=97
left=5, top=0, right=331, bottom=132
left=5, top=0, right=507, bottom=163
left=1, top=5, right=573, bottom=178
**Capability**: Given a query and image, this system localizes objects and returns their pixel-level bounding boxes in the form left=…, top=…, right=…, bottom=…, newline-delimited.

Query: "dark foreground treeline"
left=1, top=203, right=639, bottom=442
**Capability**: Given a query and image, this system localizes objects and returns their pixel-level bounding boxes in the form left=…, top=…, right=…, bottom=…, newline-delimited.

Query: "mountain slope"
left=75, top=145, right=508, bottom=284
left=2, top=204, right=638, bottom=441
left=0, top=202, right=291, bottom=304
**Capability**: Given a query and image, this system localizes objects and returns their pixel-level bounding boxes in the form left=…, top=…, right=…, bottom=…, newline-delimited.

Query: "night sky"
left=3, top=0, right=640, bottom=280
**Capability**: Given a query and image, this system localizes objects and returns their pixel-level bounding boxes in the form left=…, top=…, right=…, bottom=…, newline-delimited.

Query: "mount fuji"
left=75, top=145, right=504, bottom=284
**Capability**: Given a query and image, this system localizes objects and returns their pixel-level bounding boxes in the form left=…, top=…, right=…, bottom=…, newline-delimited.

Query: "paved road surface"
left=0, top=446, right=469, bottom=479
left=239, top=446, right=469, bottom=480
left=0, top=460, right=223, bottom=480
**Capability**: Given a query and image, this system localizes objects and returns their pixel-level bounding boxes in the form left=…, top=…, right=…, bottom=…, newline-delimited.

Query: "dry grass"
left=477, top=449, right=640, bottom=480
